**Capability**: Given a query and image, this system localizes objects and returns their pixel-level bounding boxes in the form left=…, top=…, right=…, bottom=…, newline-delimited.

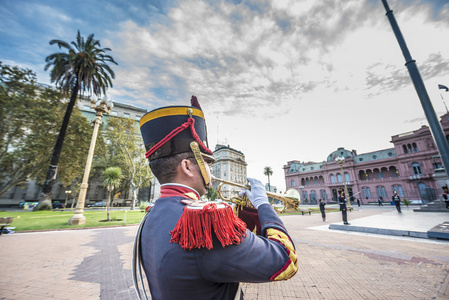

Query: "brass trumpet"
left=211, top=176, right=301, bottom=213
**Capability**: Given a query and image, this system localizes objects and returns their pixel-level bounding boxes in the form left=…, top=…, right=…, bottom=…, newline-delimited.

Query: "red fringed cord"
left=170, top=203, right=247, bottom=250
left=145, top=117, right=213, bottom=159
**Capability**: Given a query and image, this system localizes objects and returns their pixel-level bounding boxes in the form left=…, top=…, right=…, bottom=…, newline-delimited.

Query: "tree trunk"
left=36, top=83, right=79, bottom=211
left=130, top=185, right=138, bottom=211
left=106, top=188, right=111, bottom=221
left=148, top=181, right=152, bottom=202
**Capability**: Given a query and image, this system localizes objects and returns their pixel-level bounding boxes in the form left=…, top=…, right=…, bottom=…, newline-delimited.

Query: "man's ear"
left=180, top=159, right=195, bottom=178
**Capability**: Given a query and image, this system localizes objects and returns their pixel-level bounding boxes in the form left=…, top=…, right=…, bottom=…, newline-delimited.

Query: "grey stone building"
left=211, top=144, right=248, bottom=200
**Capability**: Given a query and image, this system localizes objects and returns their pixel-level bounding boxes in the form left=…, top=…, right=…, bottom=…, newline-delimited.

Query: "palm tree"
left=36, top=30, right=117, bottom=210
left=264, top=166, right=273, bottom=192
left=103, top=167, right=123, bottom=221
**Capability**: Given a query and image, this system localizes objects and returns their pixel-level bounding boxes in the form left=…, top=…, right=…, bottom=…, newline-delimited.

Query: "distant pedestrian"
left=392, top=191, right=402, bottom=213
left=356, top=198, right=360, bottom=207
left=378, top=197, right=384, bottom=206
left=319, top=199, right=327, bottom=222
left=442, top=186, right=449, bottom=209
left=338, top=190, right=350, bottom=225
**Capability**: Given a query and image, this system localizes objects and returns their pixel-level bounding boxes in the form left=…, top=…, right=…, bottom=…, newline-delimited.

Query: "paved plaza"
left=0, top=206, right=448, bottom=299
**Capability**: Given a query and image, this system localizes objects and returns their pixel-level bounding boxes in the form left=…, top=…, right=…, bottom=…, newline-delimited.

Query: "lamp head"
left=90, top=94, right=98, bottom=105
left=335, top=156, right=345, bottom=164
left=99, top=94, right=108, bottom=105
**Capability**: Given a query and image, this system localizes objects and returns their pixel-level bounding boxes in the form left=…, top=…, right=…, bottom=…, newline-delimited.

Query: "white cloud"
left=4, top=0, right=449, bottom=190
left=105, top=0, right=449, bottom=190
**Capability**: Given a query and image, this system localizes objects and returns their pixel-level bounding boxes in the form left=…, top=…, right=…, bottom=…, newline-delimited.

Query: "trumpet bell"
left=211, top=176, right=301, bottom=213
left=285, top=188, right=300, bottom=200
left=279, top=188, right=300, bottom=213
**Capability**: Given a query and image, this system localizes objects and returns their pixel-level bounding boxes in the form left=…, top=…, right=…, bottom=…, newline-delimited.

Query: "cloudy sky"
left=1, top=0, right=449, bottom=191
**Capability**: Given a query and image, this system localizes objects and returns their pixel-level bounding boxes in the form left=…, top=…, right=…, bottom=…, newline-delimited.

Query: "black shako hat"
left=140, top=96, right=213, bottom=161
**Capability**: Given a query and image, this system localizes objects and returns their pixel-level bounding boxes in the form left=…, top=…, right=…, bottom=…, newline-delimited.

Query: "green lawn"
left=0, top=209, right=146, bottom=232
left=280, top=206, right=341, bottom=216
left=0, top=205, right=344, bottom=232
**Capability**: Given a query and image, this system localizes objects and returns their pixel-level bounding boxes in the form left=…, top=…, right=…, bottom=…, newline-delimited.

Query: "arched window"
left=377, top=169, right=383, bottom=179
left=305, top=179, right=309, bottom=186
left=365, top=169, right=373, bottom=180
left=394, top=168, right=399, bottom=177
left=337, top=173, right=343, bottom=183
left=434, top=162, right=443, bottom=169
left=362, top=187, right=371, bottom=199
left=302, top=191, right=308, bottom=201
left=310, top=190, right=317, bottom=201
left=290, top=179, right=295, bottom=187
left=314, top=178, right=318, bottom=185
left=376, top=186, right=387, bottom=199
left=392, top=185, right=404, bottom=197
left=344, top=172, right=350, bottom=182
left=320, top=189, right=327, bottom=200
left=403, top=145, right=408, bottom=154
left=418, top=182, right=431, bottom=202
left=407, top=144, right=413, bottom=153
left=412, top=142, right=418, bottom=152
left=330, top=174, right=335, bottom=183
left=359, top=171, right=365, bottom=181
left=412, top=163, right=422, bottom=175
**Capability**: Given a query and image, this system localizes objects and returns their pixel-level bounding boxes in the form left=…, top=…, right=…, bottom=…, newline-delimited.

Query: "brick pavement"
left=0, top=207, right=448, bottom=300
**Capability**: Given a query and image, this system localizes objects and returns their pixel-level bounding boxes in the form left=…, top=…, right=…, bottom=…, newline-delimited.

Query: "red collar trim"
left=160, top=184, right=200, bottom=201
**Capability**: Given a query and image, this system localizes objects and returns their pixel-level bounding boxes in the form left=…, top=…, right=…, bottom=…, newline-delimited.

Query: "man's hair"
left=149, top=152, right=193, bottom=184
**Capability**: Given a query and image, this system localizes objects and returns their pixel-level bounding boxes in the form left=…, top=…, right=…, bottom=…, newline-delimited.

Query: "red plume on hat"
left=191, top=95, right=202, bottom=110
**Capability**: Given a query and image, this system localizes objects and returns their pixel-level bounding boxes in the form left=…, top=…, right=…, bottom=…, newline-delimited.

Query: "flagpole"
left=382, top=0, right=449, bottom=179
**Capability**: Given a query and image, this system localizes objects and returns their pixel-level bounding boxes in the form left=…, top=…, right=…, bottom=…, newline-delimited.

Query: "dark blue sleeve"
left=195, top=203, right=298, bottom=283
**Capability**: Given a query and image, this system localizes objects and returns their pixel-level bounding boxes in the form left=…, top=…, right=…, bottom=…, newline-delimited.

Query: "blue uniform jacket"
left=141, top=196, right=297, bottom=300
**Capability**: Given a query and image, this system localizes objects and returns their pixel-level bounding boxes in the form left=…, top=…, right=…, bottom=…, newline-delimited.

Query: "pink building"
left=284, top=113, right=449, bottom=205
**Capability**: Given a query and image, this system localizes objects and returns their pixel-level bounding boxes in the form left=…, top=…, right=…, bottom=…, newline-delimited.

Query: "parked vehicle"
left=52, top=202, right=65, bottom=209
left=88, top=201, right=107, bottom=208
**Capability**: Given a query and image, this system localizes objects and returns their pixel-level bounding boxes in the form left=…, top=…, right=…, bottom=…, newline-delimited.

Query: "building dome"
left=326, top=147, right=354, bottom=162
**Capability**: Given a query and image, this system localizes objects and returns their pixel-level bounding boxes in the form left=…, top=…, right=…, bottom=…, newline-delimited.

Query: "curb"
left=12, top=223, right=139, bottom=234
left=329, top=224, right=429, bottom=239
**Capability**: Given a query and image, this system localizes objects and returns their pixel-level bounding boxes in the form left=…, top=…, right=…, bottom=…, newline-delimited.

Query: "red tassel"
left=170, top=203, right=247, bottom=250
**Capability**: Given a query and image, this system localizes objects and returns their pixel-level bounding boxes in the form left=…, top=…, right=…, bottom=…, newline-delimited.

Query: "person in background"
left=338, top=190, right=350, bottom=225
left=442, top=186, right=449, bottom=209
left=378, top=196, right=384, bottom=206
left=392, top=191, right=402, bottom=213
left=319, top=199, right=327, bottom=222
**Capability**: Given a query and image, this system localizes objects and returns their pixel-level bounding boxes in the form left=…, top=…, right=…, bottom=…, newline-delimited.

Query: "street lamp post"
left=68, top=95, right=113, bottom=225
left=335, top=156, right=353, bottom=210
left=71, top=195, right=76, bottom=210
left=64, top=190, right=71, bottom=209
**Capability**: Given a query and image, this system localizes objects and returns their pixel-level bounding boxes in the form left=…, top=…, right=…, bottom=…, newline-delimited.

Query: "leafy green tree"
left=205, top=187, right=218, bottom=201
left=0, top=62, right=93, bottom=199
left=102, top=167, right=123, bottom=221
left=263, top=166, right=273, bottom=191
left=105, top=117, right=152, bottom=210
left=38, top=30, right=117, bottom=210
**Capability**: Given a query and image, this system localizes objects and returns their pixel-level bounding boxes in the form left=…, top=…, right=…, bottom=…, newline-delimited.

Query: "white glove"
left=238, top=177, right=269, bottom=209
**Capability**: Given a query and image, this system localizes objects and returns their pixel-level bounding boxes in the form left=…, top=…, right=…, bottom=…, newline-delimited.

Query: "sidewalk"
left=1, top=207, right=448, bottom=299
left=318, top=207, right=449, bottom=239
